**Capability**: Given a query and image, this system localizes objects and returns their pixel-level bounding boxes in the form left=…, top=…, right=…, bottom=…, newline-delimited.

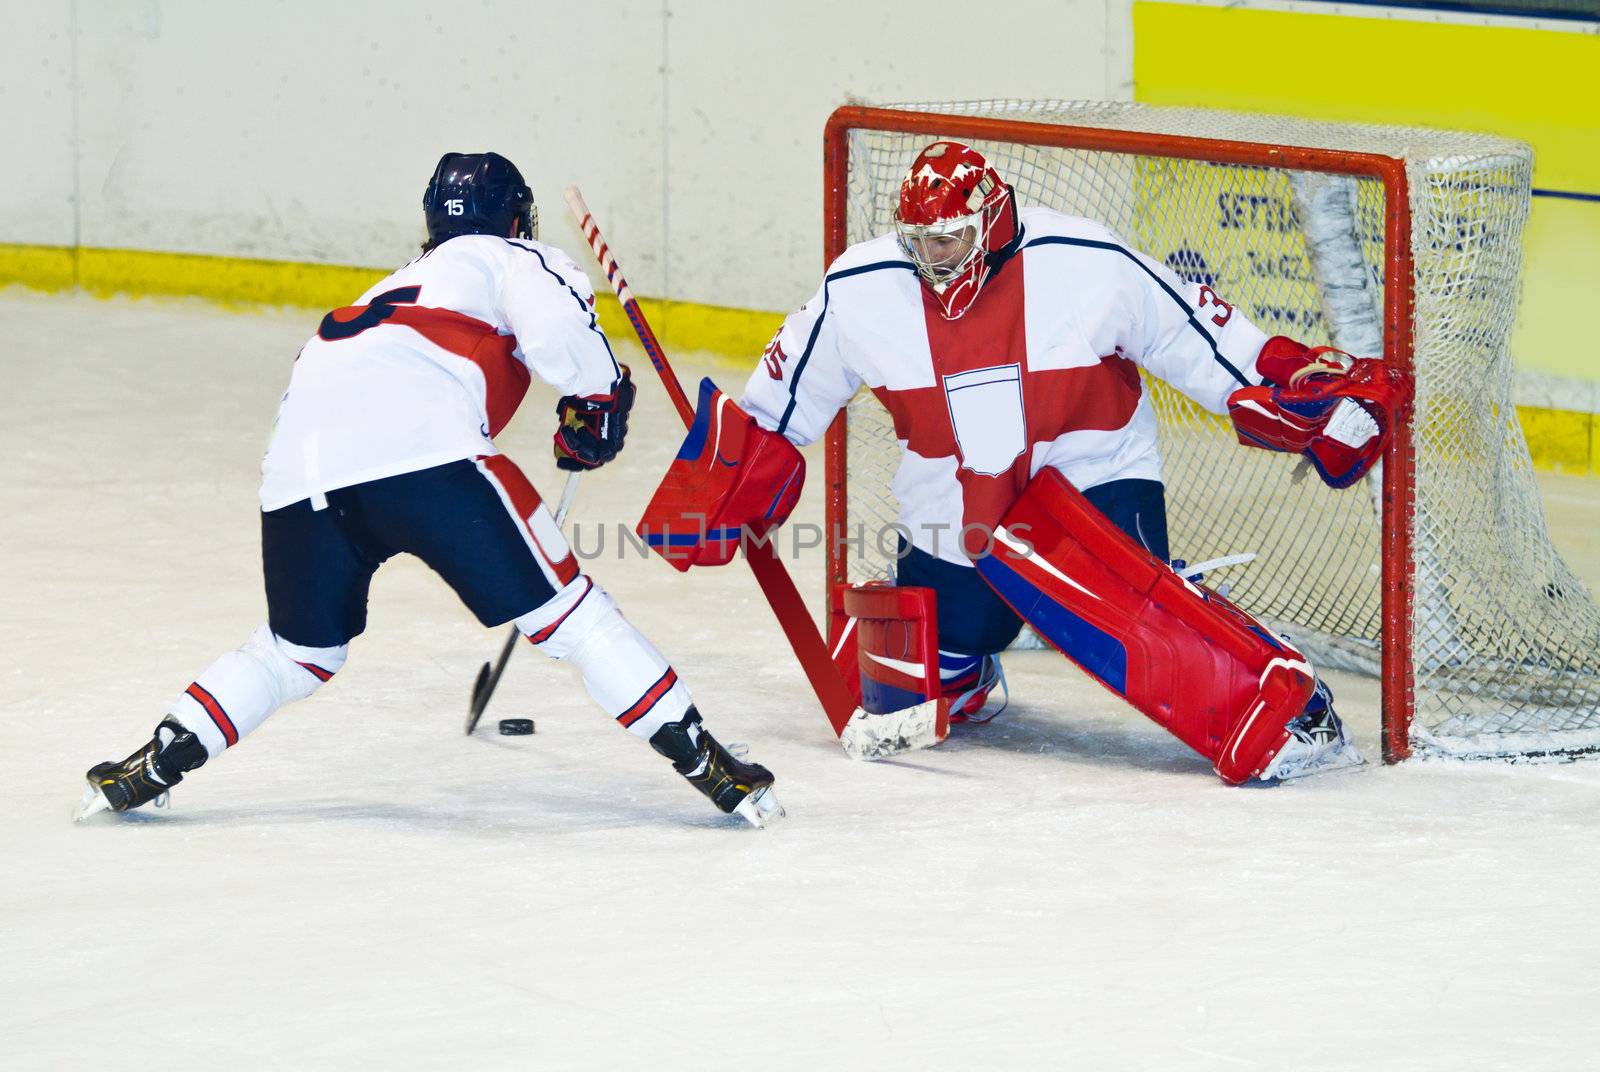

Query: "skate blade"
left=465, top=662, right=491, bottom=735
left=733, top=785, right=785, bottom=829
left=73, top=785, right=112, bottom=823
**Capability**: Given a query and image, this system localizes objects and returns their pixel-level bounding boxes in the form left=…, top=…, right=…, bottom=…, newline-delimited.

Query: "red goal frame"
left=819, top=105, right=1418, bottom=763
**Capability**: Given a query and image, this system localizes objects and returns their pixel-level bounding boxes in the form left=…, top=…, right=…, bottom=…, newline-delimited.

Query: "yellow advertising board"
left=1134, top=0, right=1599, bottom=380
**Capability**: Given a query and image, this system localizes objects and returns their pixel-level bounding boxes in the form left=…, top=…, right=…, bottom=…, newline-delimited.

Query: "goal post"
left=820, top=100, right=1600, bottom=764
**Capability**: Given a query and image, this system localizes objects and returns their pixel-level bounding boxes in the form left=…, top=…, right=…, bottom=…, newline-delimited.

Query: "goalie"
left=643, top=140, right=1408, bottom=784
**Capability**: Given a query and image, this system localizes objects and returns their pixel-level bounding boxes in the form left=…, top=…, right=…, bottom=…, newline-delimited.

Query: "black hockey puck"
left=498, top=718, right=535, bottom=736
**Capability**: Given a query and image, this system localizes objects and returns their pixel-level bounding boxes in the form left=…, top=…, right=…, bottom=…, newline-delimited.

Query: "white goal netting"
left=832, top=100, right=1600, bottom=759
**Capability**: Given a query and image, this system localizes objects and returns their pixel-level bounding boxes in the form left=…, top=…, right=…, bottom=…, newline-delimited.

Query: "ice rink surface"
left=4, top=291, right=1599, bottom=1070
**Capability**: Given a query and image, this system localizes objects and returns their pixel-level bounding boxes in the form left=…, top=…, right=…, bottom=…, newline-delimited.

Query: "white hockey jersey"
left=741, top=207, right=1273, bottom=566
left=259, top=235, right=620, bottom=510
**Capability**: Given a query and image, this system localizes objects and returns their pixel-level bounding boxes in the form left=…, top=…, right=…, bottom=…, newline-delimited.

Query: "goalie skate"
left=947, top=655, right=1008, bottom=724
left=1258, top=705, right=1364, bottom=783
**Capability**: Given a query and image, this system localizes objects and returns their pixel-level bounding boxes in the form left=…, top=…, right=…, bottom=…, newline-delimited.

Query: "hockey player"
left=646, top=141, right=1407, bottom=783
left=77, top=152, right=782, bottom=827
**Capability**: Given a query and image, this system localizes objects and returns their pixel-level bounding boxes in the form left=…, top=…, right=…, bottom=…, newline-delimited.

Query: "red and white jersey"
left=741, top=207, right=1273, bottom=566
left=260, top=235, right=621, bottom=510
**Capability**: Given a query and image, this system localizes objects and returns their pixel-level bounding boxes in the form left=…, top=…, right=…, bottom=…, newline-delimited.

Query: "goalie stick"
left=563, top=185, right=944, bottom=760
left=465, top=470, right=581, bottom=735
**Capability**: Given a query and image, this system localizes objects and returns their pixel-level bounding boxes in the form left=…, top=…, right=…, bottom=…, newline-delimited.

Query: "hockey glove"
left=553, top=365, right=635, bottom=471
left=637, top=378, right=805, bottom=570
left=1228, top=342, right=1411, bottom=489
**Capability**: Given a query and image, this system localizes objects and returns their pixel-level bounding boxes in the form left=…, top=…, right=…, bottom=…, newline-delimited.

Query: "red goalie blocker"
left=638, top=378, right=805, bottom=571
left=974, top=469, right=1315, bottom=784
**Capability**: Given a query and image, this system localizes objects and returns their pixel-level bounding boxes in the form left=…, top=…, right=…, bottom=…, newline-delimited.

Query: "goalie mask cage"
left=821, top=100, right=1600, bottom=764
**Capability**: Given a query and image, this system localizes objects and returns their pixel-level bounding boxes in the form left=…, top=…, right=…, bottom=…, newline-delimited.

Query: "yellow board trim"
left=0, top=244, right=77, bottom=291
left=1521, top=406, right=1596, bottom=476
left=0, top=242, right=1591, bottom=473
left=0, top=243, right=773, bottom=369
left=593, top=296, right=780, bottom=367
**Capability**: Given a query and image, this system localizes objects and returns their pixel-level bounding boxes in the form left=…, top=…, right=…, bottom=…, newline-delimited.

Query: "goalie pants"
left=166, top=456, right=692, bottom=759
left=895, top=477, right=1170, bottom=657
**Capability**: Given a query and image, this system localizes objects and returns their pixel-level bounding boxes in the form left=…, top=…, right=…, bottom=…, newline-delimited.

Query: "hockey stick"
left=563, top=186, right=946, bottom=760
left=465, top=470, right=582, bottom=735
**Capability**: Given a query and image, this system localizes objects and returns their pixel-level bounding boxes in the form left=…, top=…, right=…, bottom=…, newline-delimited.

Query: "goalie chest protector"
left=975, top=468, right=1314, bottom=783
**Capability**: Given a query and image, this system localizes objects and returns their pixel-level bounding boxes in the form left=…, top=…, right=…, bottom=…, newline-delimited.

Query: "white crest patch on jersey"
left=942, top=364, right=1026, bottom=476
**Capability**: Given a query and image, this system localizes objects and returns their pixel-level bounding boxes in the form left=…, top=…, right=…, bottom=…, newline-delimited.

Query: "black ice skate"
left=649, top=707, right=784, bottom=828
left=75, top=718, right=209, bottom=821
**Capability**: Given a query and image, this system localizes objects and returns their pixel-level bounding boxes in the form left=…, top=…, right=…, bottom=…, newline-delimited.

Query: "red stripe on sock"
left=186, top=682, right=238, bottom=747
left=296, top=661, right=335, bottom=682
left=618, top=668, right=678, bottom=729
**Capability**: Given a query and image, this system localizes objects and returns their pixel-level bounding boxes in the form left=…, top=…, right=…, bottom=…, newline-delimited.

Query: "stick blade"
left=466, top=662, right=492, bottom=735
left=838, top=699, right=950, bottom=761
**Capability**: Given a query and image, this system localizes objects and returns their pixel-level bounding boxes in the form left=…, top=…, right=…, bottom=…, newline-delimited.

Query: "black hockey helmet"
left=422, top=152, right=537, bottom=246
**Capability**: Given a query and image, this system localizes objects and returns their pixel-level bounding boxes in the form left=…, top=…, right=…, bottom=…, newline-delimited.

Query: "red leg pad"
left=828, top=583, right=951, bottom=749
left=841, top=584, right=945, bottom=729
left=975, top=468, right=1314, bottom=783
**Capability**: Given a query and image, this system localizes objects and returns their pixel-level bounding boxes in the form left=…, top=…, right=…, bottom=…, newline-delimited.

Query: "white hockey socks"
left=167, top=624, right=346, bottom=758
left=516, top=576, right=693, bottom=741
left=165, top=583, right=690, bottom=759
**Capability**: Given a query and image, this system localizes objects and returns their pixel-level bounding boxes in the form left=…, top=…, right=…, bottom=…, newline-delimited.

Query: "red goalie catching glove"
left=553, top=365, right=636, bottom=471
left=637, top=378, right=805, bottom=570
left=1228, top=336, right=1411, bottom=489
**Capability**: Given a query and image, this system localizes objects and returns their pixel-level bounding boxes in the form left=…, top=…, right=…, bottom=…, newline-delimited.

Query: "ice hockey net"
left=821, top=100, right=1600, bottom=763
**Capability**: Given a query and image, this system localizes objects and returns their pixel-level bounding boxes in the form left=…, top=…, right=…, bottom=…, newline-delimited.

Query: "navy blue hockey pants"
left=894, top=477, right=1169, bottom=657
left=261, top=457, right=578, bottom=649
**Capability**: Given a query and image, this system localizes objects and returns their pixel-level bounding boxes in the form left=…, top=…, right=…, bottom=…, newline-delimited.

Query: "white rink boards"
left=3, top=292, right=1600, bottom=1069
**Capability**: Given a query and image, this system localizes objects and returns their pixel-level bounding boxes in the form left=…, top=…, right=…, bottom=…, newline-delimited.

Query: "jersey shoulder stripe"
left=827, top=258, right=917, bottom=284
left=777, top=283, right=833, bottom=436
left=501, top=239, right=622, bottom=381
left=1020, top=233, right=1248, bottom=388
left=775, top=240, right=917, bottom=434
left=827, top=232, right=907, bottom=275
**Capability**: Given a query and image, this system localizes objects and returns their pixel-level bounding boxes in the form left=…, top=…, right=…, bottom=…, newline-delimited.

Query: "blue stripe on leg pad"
left=859, top=677, right=931, bottom=715
left=976, top=556, right=1129, bottom=697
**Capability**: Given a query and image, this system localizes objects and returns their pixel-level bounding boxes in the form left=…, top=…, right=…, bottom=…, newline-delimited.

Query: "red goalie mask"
left=895, top=141, right=1018, bottom=320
